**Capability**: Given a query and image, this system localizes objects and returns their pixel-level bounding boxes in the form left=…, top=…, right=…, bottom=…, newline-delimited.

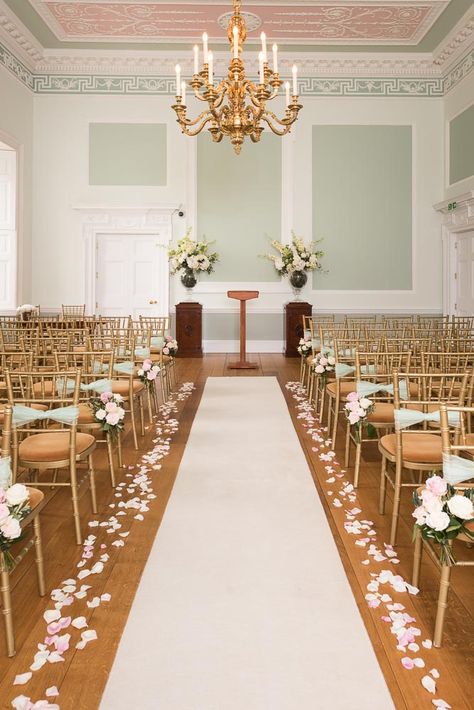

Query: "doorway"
left=95, top=233, right=165, bottom=318
left=0, top=140, right=17, bottom=309
left=455, top=230, right=474, bottom=315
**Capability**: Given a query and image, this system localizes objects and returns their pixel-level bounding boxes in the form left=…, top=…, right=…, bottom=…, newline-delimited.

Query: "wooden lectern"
left=227, top=290, right=259, bottom=369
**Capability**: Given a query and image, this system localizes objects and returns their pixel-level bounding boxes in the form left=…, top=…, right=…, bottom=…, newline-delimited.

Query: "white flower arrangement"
left=16, top=304, right=37, bottom=315
left=297, top=337, right=312, bottom=357
left=90, top=392, right=125, bottom=436
left=163, top=336, right=178, bottom=357
left=413, top=475, right=474, bottom=565
left=344, top=392, right=375, bottom=443
left=311, top=351, right=335, bottom=385
left=168, top=228, right=219, bottom=275
left=137, top=359, right=160, bottom=387
left=0, top=483, right=30, bottom=569
left=263, top=231, right=325, bottom=276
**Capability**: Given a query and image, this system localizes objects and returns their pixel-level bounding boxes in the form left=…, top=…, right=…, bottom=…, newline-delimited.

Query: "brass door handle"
left=149, top=299, right=158, bottom=305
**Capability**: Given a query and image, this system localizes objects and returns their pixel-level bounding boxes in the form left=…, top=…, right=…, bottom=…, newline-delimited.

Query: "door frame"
left=0, top=129, right=23, bottom=309
left=74, top=207, right=175, bottom=316
left=435, top=191, right=474, bottom=315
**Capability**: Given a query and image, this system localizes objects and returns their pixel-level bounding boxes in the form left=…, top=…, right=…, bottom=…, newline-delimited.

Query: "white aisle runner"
left=101, top=377, right=393, bottom=710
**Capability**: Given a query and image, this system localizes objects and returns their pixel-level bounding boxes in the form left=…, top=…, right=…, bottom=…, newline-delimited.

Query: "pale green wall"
left=449, top=103, right=474, bottom=185
left=0, top=66, right=34, bottom=302
left=312, top=125, right=412, bottom=290
left=197, top=133, right=281, bottom=282
left=89, top=123, right=167, bottom=186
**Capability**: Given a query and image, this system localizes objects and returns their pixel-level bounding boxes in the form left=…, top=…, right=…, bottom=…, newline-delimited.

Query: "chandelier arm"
left=192, top=87, right=211, bottom=103
left=173, top=107, right=214, bottom=129
left=179, top=114, right=215, bottom=137
left=262, top=108, right=300, bottom=129
left=261, top=113, right=294, bottom=136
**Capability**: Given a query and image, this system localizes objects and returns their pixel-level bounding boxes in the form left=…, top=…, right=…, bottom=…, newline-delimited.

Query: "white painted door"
left=96, top=234, right=165, bottom=318
left=455, top=231, right=474, bottom=315
left=0, top=148, right=17, bottom=309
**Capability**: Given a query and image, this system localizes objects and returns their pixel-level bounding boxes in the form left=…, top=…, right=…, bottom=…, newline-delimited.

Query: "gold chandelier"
left=172, top=0, right=302, bottom=154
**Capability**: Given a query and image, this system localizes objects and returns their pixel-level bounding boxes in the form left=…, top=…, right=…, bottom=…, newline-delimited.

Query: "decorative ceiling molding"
left=433, top=6, right=474, bottom=69
left=28, top=1, right=448, bottom=46
left=0, top=0, right=43, bottom=65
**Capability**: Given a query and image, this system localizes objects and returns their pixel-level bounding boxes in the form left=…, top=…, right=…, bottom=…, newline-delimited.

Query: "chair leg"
left=379, top=456, right=387, bottom=515
left=433, top=563, right=452, bottom=648
left=0, top=561, right=15, bottom=657
left=88, top=455, right=98, bottom=515
left=70, top=462, right=82, bottom=545
left=106, top=432, right=116, bottom=487
left=412, top=528, right=423, bottom=588
left=117, top=431, right=123, bottom=469
left=354, top=441, right=362, bottom=489
left=344, top=422, right=351, bottom=468
left=129, top=398, right=139, bottom=450
left=33, top=516, right=46, bottom=597
left=139, top=396, right=145, bottom=437
left=390, top=460, right=403, bottom=546
left=331, top=392, right=340, bottom=447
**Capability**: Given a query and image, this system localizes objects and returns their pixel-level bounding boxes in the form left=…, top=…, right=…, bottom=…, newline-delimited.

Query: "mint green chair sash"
left=394, top=408, right=460, bottom=431
left=12, top=404, right=79, bottom=427
left=0, top=457, right=12, bottom=489
left=135, top=347, right=150, bottom=358
left=357, top=379, right=408, bottom=400
left=57, top=378, right=112, bottom=395
left=93, top=361, right=110, bottom=375
left=335, top=363, right=355, bottom=379
left=360, top=364, right=377, bottom=375
left=442, top=453, right=474, bottom=485
left=114, top=361, right=135, bottom=375
left=151, top=336, right=165, bottom=349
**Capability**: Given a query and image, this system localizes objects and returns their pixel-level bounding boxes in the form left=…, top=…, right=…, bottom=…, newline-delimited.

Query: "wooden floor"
left=0, top=354, right=472, bottom=709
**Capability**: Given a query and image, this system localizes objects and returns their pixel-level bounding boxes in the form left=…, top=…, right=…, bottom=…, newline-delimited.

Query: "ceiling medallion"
left=171, top=0, right=302, bottom=155
left=217, top=10, right=262, bottom=33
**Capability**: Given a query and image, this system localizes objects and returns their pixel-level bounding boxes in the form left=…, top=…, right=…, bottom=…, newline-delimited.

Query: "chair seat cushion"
left=380, top=433, right=442, bottom=464
left=77, top=403, right=96, bottom=424
left=326, top=381, right=356, bottom=397
left=26, top=487, right=44, bottom=511
left=368, top=402, right=394, bottom=423
left=19, top=432, right=95, bottom=463
left=111, top=379, right=145, bottom=397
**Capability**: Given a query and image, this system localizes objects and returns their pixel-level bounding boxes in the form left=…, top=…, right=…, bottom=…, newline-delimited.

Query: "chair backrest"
left=61, top=304, right=86, bottom=319
left=439, top=404, right=474, bottom=486
left=0, top=404, right=12, bottom=458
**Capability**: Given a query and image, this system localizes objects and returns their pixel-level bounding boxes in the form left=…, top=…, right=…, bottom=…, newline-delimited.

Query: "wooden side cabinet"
left=175, top=302, right=203, bottom=358
left=285, top=302, right=312, bottom=357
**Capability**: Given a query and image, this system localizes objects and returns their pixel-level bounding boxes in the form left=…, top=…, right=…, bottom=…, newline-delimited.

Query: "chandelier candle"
left=171, top=0, right=302, bottom=154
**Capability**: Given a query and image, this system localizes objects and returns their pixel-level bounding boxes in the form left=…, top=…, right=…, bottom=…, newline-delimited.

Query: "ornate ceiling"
left=29, top=1, right=447, bottom=45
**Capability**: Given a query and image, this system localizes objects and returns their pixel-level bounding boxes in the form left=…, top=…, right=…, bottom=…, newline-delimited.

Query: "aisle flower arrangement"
left=137, top=359, right=160, bottom=388
left=168, top=229, right=219, bottom=276
left=344, top=392, right=375, bottom=443
left=311, top=351, right=335, bottom=385
left=0, top=483, right=30, bottom=569
left=163, top=336, right=178, bottom=357
left=297, top=337, right=312, bottom=357
left=16, top=304, right=38, bottom=321
left=263, top=231, right=325, bottom=276
left=413, top=476, right=474, bottom=565
left=90, top=392, right=125, bottom=436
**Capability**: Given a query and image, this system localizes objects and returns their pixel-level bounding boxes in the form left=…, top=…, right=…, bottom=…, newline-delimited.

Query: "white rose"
left=327, top=356, right=336, bottom=366
left=447, top=494, right=474, bottom=520
left=114, top=394, right=124, bottom=403
left=95, top=409, right=106, bottom=421
left=359, top=398, right=372, bottom=409
left=137, top=369, right=144, bottom=377
left=426, top=510, right=450, bottom=531
left=275, top=258, right=283, bottom=271
left=6, top=483, right=29, bottom=506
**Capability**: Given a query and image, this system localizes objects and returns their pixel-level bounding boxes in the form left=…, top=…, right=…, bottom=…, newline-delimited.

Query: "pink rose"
left=105, top=401, right=117, bottom=413
left=142, top=359, right=152, bottom=372
left=421, top=489, right=443, bottom=514
left=426, top=475, right=447, bottom=497
left=319, top=357, right=328, bottom=366
left=347, top=391, right=359, bottom=402
left=412, top=506, right=428, bottom=525
left=314, top=364, right=324, bottom=374
left=106, top=412, right=121, bottom=426
left=146, top=370, right=157, bottom=381
left=100, top=392, right=112, bottom=404
left=0, top=515, right=21, bottom=540
left=348, top=412, right=360, bottom=425
left=162, top=347, right=169, bottom=355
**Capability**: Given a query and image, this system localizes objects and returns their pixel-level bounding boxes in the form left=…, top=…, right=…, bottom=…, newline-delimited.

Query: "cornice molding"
left=0, top=0, right=42, bottom=67
left=433, top=6, right=474, bottom=70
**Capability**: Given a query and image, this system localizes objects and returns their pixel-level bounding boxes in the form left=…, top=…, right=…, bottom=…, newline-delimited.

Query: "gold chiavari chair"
left=54, top=351, right=121, bottom=487
left=0, top=404, right=46, bottom=657
left=412, top=404, right=474, bottom=647
left=307, top=322, right=345, bottom=412
left=139, top=316, right=175, bottom=399
left=61, top=304, right=86, bottom=320
left=345, top=349, right=412, bottom=488
left=379, top=370, right=470, bottom=546
left=111, top=338, right=146, bottom=449
left=5, top=369, right=97, bottom=545
left=324, top=339, right=361, bottom=446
